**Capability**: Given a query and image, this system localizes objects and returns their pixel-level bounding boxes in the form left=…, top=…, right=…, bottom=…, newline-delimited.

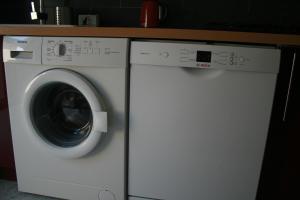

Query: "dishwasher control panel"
left=42, top=37, right=128, bottom=67
left=179, top=49, right=249, bottom=68
left=131, top=41, right=280, bottom=73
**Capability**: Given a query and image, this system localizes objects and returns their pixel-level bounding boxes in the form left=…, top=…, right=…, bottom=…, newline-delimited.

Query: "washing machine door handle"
left=93, top=111, right=108, bottom=133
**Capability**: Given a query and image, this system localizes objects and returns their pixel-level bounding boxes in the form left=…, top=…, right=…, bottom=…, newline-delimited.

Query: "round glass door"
left=24, top=69, right=107, bottom=158
left=32, top=83, right=93, bottom=147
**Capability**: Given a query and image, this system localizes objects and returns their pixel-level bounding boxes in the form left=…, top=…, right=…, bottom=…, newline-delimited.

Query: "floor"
left=0, top=179, right=60, bottom=200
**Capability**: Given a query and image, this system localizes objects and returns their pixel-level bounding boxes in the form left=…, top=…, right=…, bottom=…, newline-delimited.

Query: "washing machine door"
left=23, top=68, right=107, bottom=158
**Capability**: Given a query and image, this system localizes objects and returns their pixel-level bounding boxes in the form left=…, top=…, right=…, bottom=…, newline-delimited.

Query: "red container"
left=140, top=0, right=160, bottom=28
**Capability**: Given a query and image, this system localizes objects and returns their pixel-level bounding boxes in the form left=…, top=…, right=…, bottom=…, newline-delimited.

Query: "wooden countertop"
left=0, top=25, right=300, bottom=46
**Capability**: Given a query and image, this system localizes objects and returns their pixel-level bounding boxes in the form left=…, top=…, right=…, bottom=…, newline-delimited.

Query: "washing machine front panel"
left=3, top=36, right=128, bottom=200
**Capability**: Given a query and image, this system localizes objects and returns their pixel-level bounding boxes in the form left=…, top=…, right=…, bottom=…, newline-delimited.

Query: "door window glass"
left=31, top=83, right=93, bottom=147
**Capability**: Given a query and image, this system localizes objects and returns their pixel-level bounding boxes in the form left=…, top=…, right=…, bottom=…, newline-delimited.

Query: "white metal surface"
left=128, top=197, right=146, bottom=200
left=129, top=41, right=280, bottom=200
left=3, top=36, right=128, bottom=200
left=3, top=36, right=42, bottom=64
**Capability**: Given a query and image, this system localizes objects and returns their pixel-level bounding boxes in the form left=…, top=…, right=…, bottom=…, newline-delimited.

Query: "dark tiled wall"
left=69, top=0, right=141, bottom=27
left=70, top=0, right=300, bottom=31
left=0, top=0, right=300, bottom=33
left=0, top=1, right=29, bottom=24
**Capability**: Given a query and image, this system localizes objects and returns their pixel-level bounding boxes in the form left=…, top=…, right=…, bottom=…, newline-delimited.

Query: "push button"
left=160, top=51, right=170, bottom=58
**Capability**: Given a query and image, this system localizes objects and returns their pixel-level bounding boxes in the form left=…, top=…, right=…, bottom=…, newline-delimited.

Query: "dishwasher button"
left=160, top=52, right=170, bottom=58
left=239, top=57, right=245, bottom=62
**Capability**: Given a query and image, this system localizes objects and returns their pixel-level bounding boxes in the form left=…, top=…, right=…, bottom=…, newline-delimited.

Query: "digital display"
left=196, top=51, right=211, bottom=63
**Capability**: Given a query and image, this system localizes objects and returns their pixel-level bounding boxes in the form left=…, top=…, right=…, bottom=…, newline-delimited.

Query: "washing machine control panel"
left=42, top=37, right=128, bottom=68
left=3, top=36, right=42, bottom=65
left=46, top=40, right=72, bottom=59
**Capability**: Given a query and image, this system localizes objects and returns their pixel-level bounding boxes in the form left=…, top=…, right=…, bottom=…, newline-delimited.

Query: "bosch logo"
left=197, top=63, right=210, bottom=68
left=17, top=41, right=27, bottom=44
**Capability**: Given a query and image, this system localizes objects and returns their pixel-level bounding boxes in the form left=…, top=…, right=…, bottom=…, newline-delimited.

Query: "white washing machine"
left=3, top=36, right=128, bottom=200
left=129, top=41, right=281, bottom=200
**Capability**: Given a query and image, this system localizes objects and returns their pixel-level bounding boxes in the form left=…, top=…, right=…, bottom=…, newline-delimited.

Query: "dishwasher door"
left=129, top=63, right=278, bottom=200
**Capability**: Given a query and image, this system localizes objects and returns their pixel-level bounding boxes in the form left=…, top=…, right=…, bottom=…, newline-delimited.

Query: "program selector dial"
left=54, top=43, right=67, bottom=56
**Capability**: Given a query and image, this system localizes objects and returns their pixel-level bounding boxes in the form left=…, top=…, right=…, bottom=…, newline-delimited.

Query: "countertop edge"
left=0, top=26, right=300, bottom=46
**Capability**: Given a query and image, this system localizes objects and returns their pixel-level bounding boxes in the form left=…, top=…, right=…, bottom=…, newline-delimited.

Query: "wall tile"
left=69, top=0, right=120, bottom=9
left=73, top=7, right=140, bottom=27
left=121, top=0, right=142, bottom=8
left=1, top=0, right=299, bottom=33
left=0, top=2, right=30, bottom=24
left=44, top=0, right=66, bottom=7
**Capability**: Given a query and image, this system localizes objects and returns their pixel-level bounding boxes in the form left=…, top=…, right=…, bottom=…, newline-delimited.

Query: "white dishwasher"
left=128, top=41, right=281, bottom=200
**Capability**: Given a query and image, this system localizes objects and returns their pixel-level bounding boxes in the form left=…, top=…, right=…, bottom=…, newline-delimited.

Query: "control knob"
left=54, top=43, right=67, bottom=57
